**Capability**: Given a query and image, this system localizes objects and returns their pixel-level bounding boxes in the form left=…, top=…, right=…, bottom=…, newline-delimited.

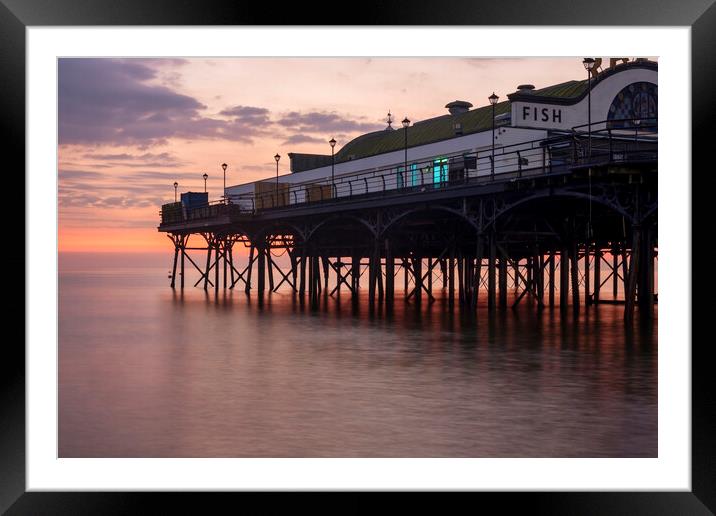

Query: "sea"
left=58, top=252, right=657, bottom=457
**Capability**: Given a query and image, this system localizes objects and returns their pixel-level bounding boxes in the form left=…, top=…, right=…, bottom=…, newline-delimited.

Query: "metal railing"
left=160, top=118, right=657, bottom=225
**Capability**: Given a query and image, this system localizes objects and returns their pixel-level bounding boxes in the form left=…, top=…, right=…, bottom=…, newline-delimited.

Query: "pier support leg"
left=352, top=251, right=360, bottom=300
left=427, top=257, right=433, bottom=300
left=170, top=239, right=179, bottom=288
left=223, top=239, right=228, bottom=289
left=638, top=224, right=654, bottom=318
left=593, top=247, right=601, bottom=304
left=560, top=245, right=569, bottom=311
left=257, top=244, right=266, bottom=295
left=448, top=247, right=455, bottom=307
left=180, top=236, right=185, bottom=289
left=473, top=236, right=484, bottom=309
left=402, top=257, right=408, bottom=295
left=322, top=255, right=330, bottom=293
left=548, top=251, right=555, bottom=306
left=414, top=254, right=423, bottom=305
left=536, top=251, right=545, bottom=308
left=385, top=240, right=394, bottom=307
left=368, top=250, right=376, bottom=308
left=625, top=226, right=641, bottom=321
left=299, top=247, right=306, bottom=297
left=376, top=243, right=384, bottom=303
left=203, top=235, right=213, bottom=291
left=498, top=254, right=507, bottom=309
left=228, top=241, right=235, bottom=289
left=571, top=240, right=580, bottom=311
left=612, top=243, right=619, bottom=298
left=584, top=244, right=590, bottom=306
left=487, top=233, right=496, bottom=311
left=457, top=252, right=464, bottom=305
left=246, top=245, right=255, bottom=294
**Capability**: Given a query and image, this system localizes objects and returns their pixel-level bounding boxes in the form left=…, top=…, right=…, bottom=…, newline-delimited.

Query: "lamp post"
left=274, top=153, right=280, bottom=204
left=329, top=137, right=336, bottom=197
left=489, top=93, right=499, bottom=178
left=582, top=58, right=595, bottom=159
left=173, top=181, right=178, bottom=202
left=401, top=117, right=410, bottom=179
left=202, top=173, right=208, bottom=193
left=221, top=163, right=228, bottom=202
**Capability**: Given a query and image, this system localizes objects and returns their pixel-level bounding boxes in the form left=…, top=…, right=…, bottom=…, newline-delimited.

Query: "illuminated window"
left=410, top=163, right=419, bottom=186
left=433, top=158, right=448, bottom=185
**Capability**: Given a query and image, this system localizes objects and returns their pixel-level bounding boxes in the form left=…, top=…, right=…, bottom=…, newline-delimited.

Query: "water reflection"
left=59, top=256, right=656, bottom=458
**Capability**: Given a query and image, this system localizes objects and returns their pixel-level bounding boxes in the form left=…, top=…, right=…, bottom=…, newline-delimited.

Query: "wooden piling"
left=448, top=248, right=455, bottom=307
left=593, top=247, right=601, bottom=304
left=570, top=240, right=579, bottom=310
left=560, top=246, right=569, bottom=310
left=625, top=227, right=641, bottom=321
left=414, top=254, right=423, bottom=305
left=548, top=251, right=555, bottom=306
left=180, top=236, right=185, bottom=289
left=257, top=244, right=266, bottom=294
left=498, top=255, right=507, bottom=309
left=385, top=240, right=394, bottom=306
left=487, top=233, right=496, bottom=311
left=246, top=245, right=255, bottom=294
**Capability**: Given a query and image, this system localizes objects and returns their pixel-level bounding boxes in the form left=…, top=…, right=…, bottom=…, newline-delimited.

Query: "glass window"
left=433, top=158, right=448, bottom=186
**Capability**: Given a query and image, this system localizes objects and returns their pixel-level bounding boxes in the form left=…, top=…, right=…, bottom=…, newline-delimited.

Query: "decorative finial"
left=386, top=110, right=394, bottom=130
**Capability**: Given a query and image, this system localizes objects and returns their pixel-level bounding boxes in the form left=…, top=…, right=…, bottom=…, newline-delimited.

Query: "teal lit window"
left=410, top=163, right=419, bottom=186
left=433, top=158, right=448, bottom=185
left=397, top=166, right=405, bottom=188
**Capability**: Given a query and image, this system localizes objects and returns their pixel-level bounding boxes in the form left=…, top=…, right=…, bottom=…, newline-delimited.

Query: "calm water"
left=59, top=252, right=657, bottom=458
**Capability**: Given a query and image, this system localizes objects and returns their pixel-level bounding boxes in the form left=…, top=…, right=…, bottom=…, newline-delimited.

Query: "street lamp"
left=401, top=117, right=410, bottom=180
left=221, top=163, right=228, bottom=201
left=489, top=93, right=499, bottom=178
left=173, top=181, right=178, bottom=202
left=202, top=173, right=208, bottom=193
left=329, top=137, right=336, bottom=197
left=582, top=58, right=595, bottom=158
left=274, top=153, right=281, bottom=205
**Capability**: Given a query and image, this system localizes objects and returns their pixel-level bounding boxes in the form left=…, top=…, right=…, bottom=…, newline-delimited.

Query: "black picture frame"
left=3, top=0, right=712, bottom=512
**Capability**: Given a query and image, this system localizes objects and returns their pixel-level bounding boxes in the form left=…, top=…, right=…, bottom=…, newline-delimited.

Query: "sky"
left=58, top=57, right=594, bottom=252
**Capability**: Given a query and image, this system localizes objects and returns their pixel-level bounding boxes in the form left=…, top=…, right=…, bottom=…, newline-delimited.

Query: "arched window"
left=607, top=82, right=657, bottom=131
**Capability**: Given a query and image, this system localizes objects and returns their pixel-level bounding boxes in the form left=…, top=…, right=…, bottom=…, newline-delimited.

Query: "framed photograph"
left=4, top=0, right=712, bottom=512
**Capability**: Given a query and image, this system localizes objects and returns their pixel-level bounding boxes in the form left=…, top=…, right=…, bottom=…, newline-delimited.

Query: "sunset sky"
left=58, top=57, right=594, bottom=252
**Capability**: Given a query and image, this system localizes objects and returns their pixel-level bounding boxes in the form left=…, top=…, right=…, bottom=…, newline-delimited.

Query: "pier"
left=159, top=119, right=657, bottom=320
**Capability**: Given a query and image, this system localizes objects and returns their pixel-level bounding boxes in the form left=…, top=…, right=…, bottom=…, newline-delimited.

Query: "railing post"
left=517, top=150, right=522, bottom=177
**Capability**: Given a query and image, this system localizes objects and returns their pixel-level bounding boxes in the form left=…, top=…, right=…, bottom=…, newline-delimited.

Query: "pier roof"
left=334, top=101, right=511, bottom=163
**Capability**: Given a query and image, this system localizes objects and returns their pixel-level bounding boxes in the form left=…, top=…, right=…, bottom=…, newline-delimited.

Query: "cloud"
left=81, top=151, right=187, bottom=168
left=282, top=134, right=327, bottom=145
left=58, top=59, right=268, bottom=146
left=276, top=110, right=384, bottom=135
left=219, top=105, right=270, bottom=123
